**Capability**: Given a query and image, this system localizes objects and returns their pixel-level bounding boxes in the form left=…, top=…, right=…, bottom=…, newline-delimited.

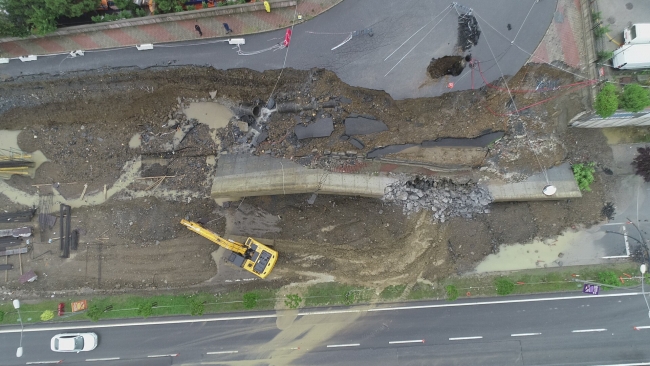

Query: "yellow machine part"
left=180, top=219, right=278, bottom=279
left=180, top=219, right=247, bottom=255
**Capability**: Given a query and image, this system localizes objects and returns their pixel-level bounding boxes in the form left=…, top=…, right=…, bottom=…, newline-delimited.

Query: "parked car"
left=50, top=333, right=98, bottom=353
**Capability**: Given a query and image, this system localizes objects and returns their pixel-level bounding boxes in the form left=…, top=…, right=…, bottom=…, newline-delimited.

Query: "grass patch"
left=407, top=282, right=440, bottom=300
left=379, top=285, right=407, bottom=300
left=304, top=283, right=372, bottom=307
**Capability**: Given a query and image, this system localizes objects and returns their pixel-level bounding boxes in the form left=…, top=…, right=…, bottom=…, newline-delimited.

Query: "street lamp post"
left=13, top=299, right=23, bottom=358
left=641, top=265, right=650, bottom=320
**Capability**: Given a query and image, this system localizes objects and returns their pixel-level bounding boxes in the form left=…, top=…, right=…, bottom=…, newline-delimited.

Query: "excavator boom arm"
left=180, top=219, right=248, bottom=255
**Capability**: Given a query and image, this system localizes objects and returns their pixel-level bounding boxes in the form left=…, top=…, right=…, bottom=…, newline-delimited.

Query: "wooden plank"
left=0, top=247, right=28, bottom=256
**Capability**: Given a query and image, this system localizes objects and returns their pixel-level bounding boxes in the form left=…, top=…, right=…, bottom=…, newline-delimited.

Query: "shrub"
left=594, top=24, right=610, bottom=38
left=632, top=146, right=650, bottom=182
left=174, top=5, right=183, bottom=12
left=189, top=299, right=204, bottom=316
left=40, top=310, right=54, bottom=321
left=137, top=302, right=153, bottom=318
left=572, top=162, right=596, bottom=192
left=202, top=1, right=208, bottom=8
left=591, top=11, right=601, bottom=22
left=86, top=305, right=103, bottom=322
left=445, top=285, right=458, bottom=301
left=597, top=50, right=614, bottom=62
left=135, top=8, right=146, bottom=17
left=186, top=5, right=195, bottom=10
left=284, top=294, right=302, bottom=309
left=343, top=291, right=356, bottom=306
left=597, top=270, right=620, bottom=287
left=0, top=310, right=4, bottom=322
left=595, top=83, right=618, bottom=118
left=243, top=292, right=260, bottom=309
left=619, top=83, right=650, bottom=113
left=495, top=277, right=515, bottom=295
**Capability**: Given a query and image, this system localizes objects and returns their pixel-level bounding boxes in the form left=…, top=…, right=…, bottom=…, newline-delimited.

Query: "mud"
left=0, top=64, right=613, bottom=298
left=427, top=56, right=466, bottom=79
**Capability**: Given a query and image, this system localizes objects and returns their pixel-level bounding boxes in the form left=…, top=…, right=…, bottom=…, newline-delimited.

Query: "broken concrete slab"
left=349, top=138, right=365, bottom=149
left=295, top=118, right=334, bottom=140
left=345, top=116, right=388, bottom=136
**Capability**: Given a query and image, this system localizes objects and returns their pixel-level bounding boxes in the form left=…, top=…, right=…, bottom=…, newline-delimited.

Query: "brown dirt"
left=427, top=56, right=466, bottom=79
left=0, top=64, right=614, bottom=298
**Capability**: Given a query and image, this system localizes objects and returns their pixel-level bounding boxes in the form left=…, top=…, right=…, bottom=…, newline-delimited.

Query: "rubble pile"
left=383, top=177, right=492, bottom=222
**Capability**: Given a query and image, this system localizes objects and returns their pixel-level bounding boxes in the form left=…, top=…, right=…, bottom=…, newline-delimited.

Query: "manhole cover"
left=607, top=16, right=616, bottom=24
left=626, top=3, right=633, bottom=10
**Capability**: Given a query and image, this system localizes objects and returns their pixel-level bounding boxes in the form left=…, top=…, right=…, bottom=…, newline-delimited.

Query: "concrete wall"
left=211, top=154, right=397, bottom=200
left=571, top=110, right=650, bottom=128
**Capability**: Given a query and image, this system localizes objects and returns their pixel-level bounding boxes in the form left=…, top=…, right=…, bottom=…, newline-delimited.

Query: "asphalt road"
left=0, top=0, right=556, bottom=100
left=2, top=291, right=650, bottom=365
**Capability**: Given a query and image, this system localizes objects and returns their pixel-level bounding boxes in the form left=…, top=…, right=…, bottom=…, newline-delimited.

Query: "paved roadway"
left=2, top=291, right=650, bottom=365
left=0, top=0, right=556, bottom=100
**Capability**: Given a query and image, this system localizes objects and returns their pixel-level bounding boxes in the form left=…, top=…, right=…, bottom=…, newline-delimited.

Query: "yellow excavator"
left=180, top=219, right=278, bottom=279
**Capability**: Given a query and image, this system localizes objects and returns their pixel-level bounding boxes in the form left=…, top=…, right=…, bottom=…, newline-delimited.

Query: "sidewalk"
left=0, top=0, right=341, bottom=58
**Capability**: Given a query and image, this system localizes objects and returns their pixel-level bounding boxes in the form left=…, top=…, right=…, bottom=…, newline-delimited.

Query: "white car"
left=50, top=333, right=98, bottom=352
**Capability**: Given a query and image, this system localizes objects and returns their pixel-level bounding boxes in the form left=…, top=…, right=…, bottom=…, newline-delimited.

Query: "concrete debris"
left=209, top=90, right=217, bottom=99
left=295, top=118, right=334, bottom=140
left=367, top=144, right=416, bottom=158
left=345, top=116, right=388, bottom=136
left=349, top=137, right=365, bottom=149
left=383, top=177, right=492, bottom=222
left=339, top=96, right=353, bottom=104
left=307, top=193, right=318, bottom=205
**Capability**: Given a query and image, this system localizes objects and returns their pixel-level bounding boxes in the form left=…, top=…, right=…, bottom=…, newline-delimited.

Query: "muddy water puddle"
left=0, top=130, right=49, bottom=179
left=603, top=127, right=650, bottom=145
left=474, top=228, right=606, bottom=273
left=183, top=102, right=234, bottom=145
left=0, top=157, right=204, bottom=208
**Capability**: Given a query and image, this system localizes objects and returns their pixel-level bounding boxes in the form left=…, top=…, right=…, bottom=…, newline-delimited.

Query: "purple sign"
left=583, top=284, right=600, bottom=295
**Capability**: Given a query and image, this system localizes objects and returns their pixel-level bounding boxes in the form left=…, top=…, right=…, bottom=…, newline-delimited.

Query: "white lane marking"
left=0, top=292, right=642, bottom=334
left=148, top=353, right=179, bottom=358
left=25, top=362, right=62, bottom=365
left=86, top=357, right=120, bottom=362
left=572, top=329, right=607, bottom=333
left=367, top=292, right=642, bottom=314
left=327, top=343, right=360, bottom=348
left=591, top=363, right=650, bottom=366
left=634, top=326, right=650, bottom=330
left=207, top=350, right=239, bottom=355
left=449, top=336, right=483, bottom=341
left=389, top=339, right=425, bottom=344
left=511, top=333, right=542, bottom=337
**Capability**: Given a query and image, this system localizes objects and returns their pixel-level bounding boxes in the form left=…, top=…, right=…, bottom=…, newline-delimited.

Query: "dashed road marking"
left=327, top=343, right=360, bottom=348
left=572, top=329, right=607, bottom=333
left=449, top=336, right=483, bottom=341
left=85, top=357, right=120, bottom=362
left=207, top=350, right=239, bottom=355
left=511, top=333, right=541, bottom=337
left=389, top=339, right=425, bottom=344
left=634, top=326, right=650, bottom=330
left=25, top=362, right=62, bottom=365
left=148, top=353, right=179, bottom=358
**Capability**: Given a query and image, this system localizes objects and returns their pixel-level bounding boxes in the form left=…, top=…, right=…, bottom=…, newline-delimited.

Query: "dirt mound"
left=427, top=56, right=466, bottom=79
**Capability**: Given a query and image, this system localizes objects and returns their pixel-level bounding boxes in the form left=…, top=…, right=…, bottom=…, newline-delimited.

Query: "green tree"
left=243, top=292, right=260, bottom=309
left=495, top=277, right=515, bottom=295
left=154, top=0, right=184, bottom=13
left=595, top=83, right=619, bottom=118
left=137, top=302, right=153, bottom=318
left=619, top=83, right=650, bottom=113
left=0, top=0, right=100, bottom=36
left=572, top=162, right=596, bottom=192
left=189, top=299, right=205, bottom=316
left=445, top=285, right=458, bottom=301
